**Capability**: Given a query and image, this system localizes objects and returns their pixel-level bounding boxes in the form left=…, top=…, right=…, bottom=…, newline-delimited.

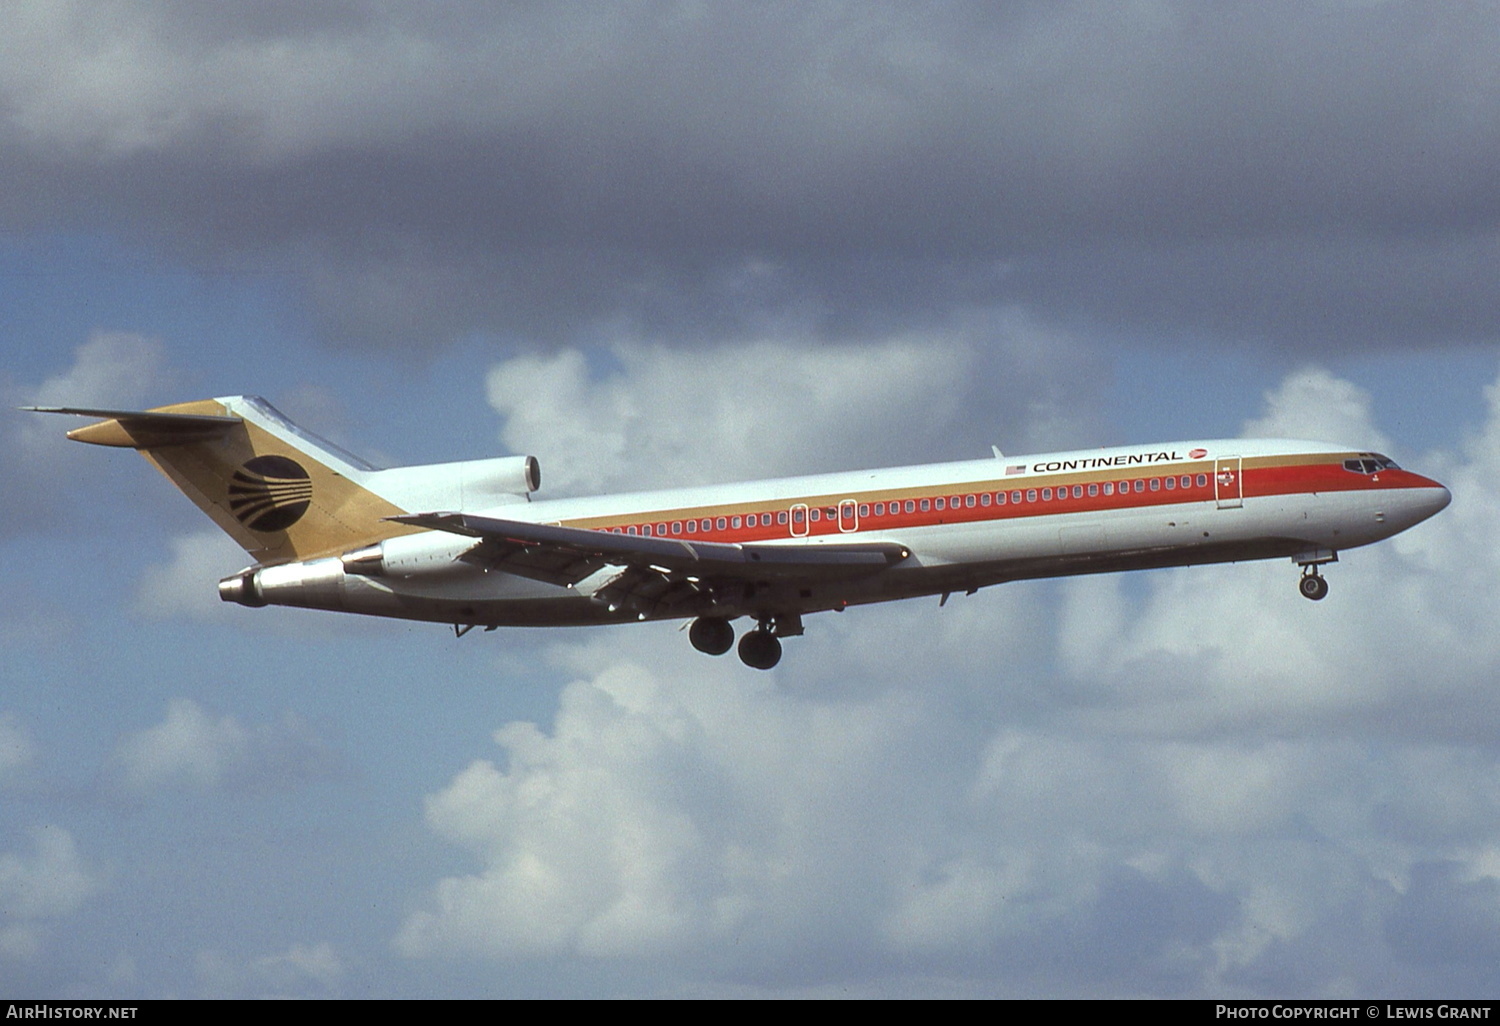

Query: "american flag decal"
left=1006, top=464, right=1026, bottom=476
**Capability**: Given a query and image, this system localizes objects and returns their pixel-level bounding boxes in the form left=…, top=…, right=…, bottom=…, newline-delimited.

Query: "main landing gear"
left=737, top=629, right=782, bottom=670
left=688, top=616, right=735, bottom=656
left=688, top=614, right=801, bottom=670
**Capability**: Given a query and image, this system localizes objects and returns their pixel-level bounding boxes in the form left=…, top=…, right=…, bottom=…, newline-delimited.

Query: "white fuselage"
left=245, top=437, right=1451, bottom=628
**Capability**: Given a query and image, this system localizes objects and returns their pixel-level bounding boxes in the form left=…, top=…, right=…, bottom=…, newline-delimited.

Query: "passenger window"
left=981, top=493, right=993, bottom=506
left=966, top=494, right=976, bottom=508
left=1026, top=489, right=1036, bottom=503
left=1165, top=477, right=1176, bottom=490
left=1041, top=487, right=1052, bottom=501
left=686, top=520, right=696, bottom=533
left=1150, top=479, right=1160, bottom=491
left=1102, top=482, right=1113, bottom=496
left=716, top=517, right=727, bottom=530
left=1072, top=485, right=1083, bottom=499
left=1196, top=474, right=1207, bottom=488
left=1088, top=483, right=1098, bottom=497
left=778, top=511, right=788, bottom=525
left=731, top=516, right=741, bottom=529
left=1134, top=480, right=1145, bottom=493
left=935, top=497, right=946, bottom=511
left=1180, top=476, right=1191, bottom=489
left=874, top=502, right=884, bottom=515
left=905, top=500, right=915, bottom=513
left=920, top=499, right=931, bottom=512
left=672, top=522, right=681, bottom=535
left=859, top=504, right=869, bottom=517
left=1013, top=490, right=1024, bottom=504
left=810, top=508, right=820, bottom=521
left=657, top=523, right=667, bottom=534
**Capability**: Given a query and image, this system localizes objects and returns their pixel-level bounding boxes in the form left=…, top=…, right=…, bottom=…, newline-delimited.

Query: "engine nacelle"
left=219, top=558, right=345, bottom=609
left=339, top=531, right=478, bottom=579
left=457, top=454, right=540, bottom=497
left=365, top=455, right=541, bottom=511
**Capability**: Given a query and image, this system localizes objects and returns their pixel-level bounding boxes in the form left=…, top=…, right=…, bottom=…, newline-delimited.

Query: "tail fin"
left=31, top=396, right=419, bottom=565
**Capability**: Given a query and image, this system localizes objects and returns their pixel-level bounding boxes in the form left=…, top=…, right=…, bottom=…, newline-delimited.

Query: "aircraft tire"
left=737, top=630, right=782, bottom=670
left=689, top=616, right=735, bottom=656
left=1299, top=574, right=1329, bottom=601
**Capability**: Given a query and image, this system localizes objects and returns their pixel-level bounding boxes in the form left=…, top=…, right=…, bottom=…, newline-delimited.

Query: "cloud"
left=3, top=3, right=1496, bottom=347
left=0, top=332, right=173, bottom=536
left=135, top=530, right=251, bottom=620
left=395, top=638, right=941, bottom=969
left=1051, top=366, right=1500, bottom=742
left=487, top=313, right=1099, bottom=496
left=195, top=941, right=345, bottom=1000
left=1240, top=367, right=1391, bottom=451
left=106, top=698, right=342, bottom=798
left=0, top=827, right=102, bottom=961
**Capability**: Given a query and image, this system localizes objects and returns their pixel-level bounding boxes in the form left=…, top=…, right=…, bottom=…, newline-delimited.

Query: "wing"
left=387, top=511, right=910, bottom=618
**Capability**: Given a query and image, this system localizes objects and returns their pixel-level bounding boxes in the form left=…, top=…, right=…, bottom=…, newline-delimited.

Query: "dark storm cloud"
left=3, top=1, right=1496, bottom=347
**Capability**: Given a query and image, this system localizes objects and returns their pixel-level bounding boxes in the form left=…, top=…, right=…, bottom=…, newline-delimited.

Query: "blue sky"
left=2, top=1, right=1499, bottom=998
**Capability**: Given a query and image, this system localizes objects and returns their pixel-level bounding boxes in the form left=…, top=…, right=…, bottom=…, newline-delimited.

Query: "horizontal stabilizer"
left=22, top=406, right=242, bottom=448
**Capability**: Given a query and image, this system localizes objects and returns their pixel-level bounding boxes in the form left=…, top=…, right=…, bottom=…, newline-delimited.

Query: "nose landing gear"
left=1293, top=549, right=1336, bottom=601
left=1298, top=565, right=1329, bottom=601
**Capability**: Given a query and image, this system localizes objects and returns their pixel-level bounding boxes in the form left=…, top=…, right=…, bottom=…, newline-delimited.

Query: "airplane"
left=28, top=395, right=1451, bottom=669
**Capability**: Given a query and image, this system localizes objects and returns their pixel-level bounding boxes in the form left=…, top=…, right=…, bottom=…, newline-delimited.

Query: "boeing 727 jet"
left=29, top=396, right=1451, bottom=669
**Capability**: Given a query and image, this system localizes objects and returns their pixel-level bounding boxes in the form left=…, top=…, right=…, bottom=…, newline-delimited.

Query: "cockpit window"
left=1343, top=454, right=1400, bottom=474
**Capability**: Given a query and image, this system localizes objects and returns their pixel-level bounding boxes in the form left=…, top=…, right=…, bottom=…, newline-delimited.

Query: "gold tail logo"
left=229, top=455, right=313, bottom=532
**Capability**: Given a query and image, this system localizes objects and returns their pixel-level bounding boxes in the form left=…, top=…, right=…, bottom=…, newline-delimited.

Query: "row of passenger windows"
left=614, top=511, right=790, bottom=536
left=604, top=473, right=1213, bottom=537
left=860, top=474, right=1211, bottom=516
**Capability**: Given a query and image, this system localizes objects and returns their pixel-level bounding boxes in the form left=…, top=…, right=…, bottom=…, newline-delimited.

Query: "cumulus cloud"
left=0, top=332, right=172, bottom=536
left=135, top=530, right=251, bottom=620
left=1240, top=367, right=1391, bottom=451
left=396, top=638, right=941, bottom=970
left=487, top=313, right=1098, bottom=496
left=195, top=941, right=345, bottom=1000
left=401, top=363, right=1500, bottom=995
left=107, top=698, right=342, bottom=798
left=0, top=827, right=102, bottom=961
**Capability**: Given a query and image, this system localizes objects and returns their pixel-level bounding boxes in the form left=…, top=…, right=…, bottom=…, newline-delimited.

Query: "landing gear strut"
left=1298, top=565, right=1329, bottom=601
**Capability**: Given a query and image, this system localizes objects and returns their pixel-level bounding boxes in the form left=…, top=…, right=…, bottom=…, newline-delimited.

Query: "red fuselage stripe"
left=567, top=459, right=1439, bottom=544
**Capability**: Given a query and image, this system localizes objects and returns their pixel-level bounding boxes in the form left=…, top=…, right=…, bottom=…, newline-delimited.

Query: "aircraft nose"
left=1428, top=484, right=1453, bottom=517
left=1405, top=478, right=1451, bottom=524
